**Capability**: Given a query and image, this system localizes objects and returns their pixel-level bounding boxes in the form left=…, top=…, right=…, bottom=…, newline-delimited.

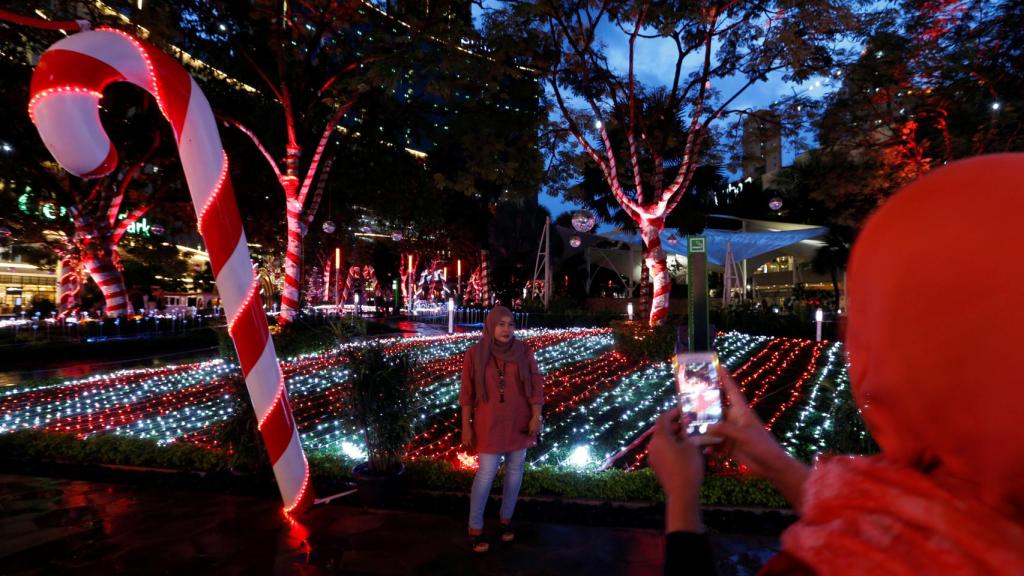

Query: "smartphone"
left=674, top=351, right=724, bottom=445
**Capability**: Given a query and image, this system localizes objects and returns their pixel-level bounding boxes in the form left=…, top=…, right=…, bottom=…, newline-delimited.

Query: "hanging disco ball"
left=150, top=224, right=165, bottom=236
left=322, top=220, right=337, bottom=234
left=360, top=225, right=372, bottom=234
left=391, top=231, right=404, bottom=242
left=571, top=210, right=596, bottom=233
left=569, top=235, right=582, bottom=248
left=768, top=197, right=784, bottom=211
left=667, top=234, right=678, bottom=246
left=0, top=226, right=11, bottom=238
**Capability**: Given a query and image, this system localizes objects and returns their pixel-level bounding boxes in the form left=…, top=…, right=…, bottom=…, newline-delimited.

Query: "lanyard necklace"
left=491, top=354, right=506, bottom=403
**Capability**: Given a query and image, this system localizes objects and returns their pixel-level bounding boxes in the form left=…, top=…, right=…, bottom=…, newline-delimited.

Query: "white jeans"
left=468, top=449, right=527, bottom=531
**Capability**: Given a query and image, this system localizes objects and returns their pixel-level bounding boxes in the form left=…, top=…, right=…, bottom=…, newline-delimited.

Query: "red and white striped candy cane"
left=29, top=29, right=313, bottom=514
left=57, top=250, right=82, bottom=317
left=639, top=216, right=670, bottom=326
left=82, top=253, right=129, bottom=317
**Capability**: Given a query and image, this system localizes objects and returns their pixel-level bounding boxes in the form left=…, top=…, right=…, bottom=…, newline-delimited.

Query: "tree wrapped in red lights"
left=503, top=0, right=859, bottom=325
left=212, top=1, right=372, bottom=324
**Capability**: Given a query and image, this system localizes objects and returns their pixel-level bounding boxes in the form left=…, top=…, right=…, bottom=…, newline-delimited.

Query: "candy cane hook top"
left=29, top=29, right=313, bottom=514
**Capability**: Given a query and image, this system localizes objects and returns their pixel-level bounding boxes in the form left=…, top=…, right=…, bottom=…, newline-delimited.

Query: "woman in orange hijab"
left=651, top=154, right=1024, bottom=574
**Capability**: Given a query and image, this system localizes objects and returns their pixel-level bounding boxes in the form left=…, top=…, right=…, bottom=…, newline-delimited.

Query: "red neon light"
left=197, top=153, right=230, bottom=237
left=27, top=86, right=103, bottom=122
left=282, top=454, right=311, bottom=514
left=98, top=27, right=168, bottom=119
left=257, top=376, right=286, bottom=429
left=226, top=278, right=259, bottom=336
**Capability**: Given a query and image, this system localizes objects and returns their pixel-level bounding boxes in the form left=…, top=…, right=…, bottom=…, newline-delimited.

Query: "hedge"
left=0, top=431, right=788, bottom=508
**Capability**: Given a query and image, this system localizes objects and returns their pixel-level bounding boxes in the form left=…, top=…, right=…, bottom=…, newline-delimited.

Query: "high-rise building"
left=383, top=0, right=472, bottom=27
left=742, top=111, right=782, bottom=180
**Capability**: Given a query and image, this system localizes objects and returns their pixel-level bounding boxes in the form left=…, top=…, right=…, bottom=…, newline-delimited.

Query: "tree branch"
left=240, top=49, right=284, bottom=103
left=297, top=94, right=358, bottom=208
left=111, top=204, right=151, bottom=245
left=625, top=2, right=648, bottom=203
left=221, top=116, right=283, bottom=180
left=108, top=132, right=161, bottom=227
left=302, top=154, right=334, bottom=227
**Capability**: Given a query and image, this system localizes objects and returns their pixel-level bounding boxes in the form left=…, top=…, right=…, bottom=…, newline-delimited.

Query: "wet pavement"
left=0, top=473, right=778, bottom=575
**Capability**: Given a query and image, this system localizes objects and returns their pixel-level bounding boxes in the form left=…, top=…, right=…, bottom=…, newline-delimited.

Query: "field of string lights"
left=0, top=328, right=850, bottom=472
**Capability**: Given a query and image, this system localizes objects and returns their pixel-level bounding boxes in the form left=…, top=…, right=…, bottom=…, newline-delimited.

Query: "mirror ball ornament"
left=322, top=220, right=337, bottom=234
left=769, top=197, right=784, bottom=211
left=667, top=234, right=678, bottom=245
left=569, top=235, right=582, bottom=248
left=360, top=226, right=372, bottom=234
left=391, top=231, right=403, bottom=242
left=150, top=224, right=165, bottom=236
left=571, top=210, right=596, bottom=233
left=0, top=226, right=11, bottom=238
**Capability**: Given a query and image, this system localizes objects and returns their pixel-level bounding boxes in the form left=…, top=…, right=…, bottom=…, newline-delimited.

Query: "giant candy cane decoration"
left=29, top=29, right=313, bottom=513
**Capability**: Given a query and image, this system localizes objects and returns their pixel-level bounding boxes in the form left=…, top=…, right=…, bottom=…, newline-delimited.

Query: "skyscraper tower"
left=742, top=111, right=782, bottom=180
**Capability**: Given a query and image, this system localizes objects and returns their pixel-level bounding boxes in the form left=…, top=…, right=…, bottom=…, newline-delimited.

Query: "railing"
left=0, top=312, right=221, bottom=344
left=413, top=306, right=530, bottom=331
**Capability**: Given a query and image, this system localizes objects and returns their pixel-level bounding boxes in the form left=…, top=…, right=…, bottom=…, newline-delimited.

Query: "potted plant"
left=345, top=343, right=417, bottom=506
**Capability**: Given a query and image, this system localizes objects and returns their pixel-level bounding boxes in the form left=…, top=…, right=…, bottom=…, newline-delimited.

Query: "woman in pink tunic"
left=460, top=306, right=544, bottom=553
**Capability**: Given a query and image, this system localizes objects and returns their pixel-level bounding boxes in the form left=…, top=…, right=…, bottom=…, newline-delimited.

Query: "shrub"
left=611, top=320, right=679, bottom=362
left=345, top=344, right=417, bottom=475
left=0, top=431, right=790, bottom=507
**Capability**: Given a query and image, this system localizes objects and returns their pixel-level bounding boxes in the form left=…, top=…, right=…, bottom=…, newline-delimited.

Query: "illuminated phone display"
left=675, top=352, right=724, bottom=442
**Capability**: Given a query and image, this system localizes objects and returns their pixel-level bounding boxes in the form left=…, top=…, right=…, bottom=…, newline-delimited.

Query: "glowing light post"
left=456, top=259, right=462, bottom=296
left=354, top=293, right=360, bottom=316
left=815, top=308, right=824, bottom=342
left=448, top=297, right=455, bottom=334
left=627, top=302, right=634, bottom=321
left=407, top=254, right=415, bottom=315
left=334, top=247, right=341, bottom=312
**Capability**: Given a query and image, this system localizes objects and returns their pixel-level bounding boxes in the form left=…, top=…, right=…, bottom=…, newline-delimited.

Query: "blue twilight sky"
left=470, top=2, right=851, bottom=228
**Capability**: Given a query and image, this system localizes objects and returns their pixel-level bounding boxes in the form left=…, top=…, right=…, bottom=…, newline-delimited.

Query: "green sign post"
left=687, top=236, right=710, bottom=351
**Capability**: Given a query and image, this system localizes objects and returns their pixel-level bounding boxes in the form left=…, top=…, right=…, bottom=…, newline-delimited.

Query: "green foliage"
left=403, top=459, right=787, bottom=507
left=218, top=317, right=369, bottom=361
left=308, top=450, right=358, bottom=486
left=0, top=430, right=226, bottom=472
left=611, top=320, right=678, bottom=362
left=0, top=431, right=789, bottom=507
left=216, top=376, right=271, bottom=475
left=345, top=344, right=418, bottom=475
left=823, top=388, right=880, bottom=456
left=712, top=305, right=815, bottom=339
left=700, top=475, right=790, bottom=508
left=325, top=316, right=368, bottom=341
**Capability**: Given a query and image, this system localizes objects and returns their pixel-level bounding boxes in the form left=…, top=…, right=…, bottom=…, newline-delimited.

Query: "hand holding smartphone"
left=674, top=351, right=724, bottom=445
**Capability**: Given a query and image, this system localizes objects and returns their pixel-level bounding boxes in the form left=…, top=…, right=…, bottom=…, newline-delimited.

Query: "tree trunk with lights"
left=62, top=142, right=156, bottom=318
left=56, top=247, right=82, bottom=318
left=227, top=90, right=349, bottom=323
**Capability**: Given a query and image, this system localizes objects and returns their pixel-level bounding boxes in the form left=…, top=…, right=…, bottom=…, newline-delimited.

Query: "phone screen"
left=674, top=352, right=723, bottom=442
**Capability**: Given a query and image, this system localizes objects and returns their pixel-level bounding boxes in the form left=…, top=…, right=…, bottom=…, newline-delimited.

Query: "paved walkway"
left=0, top=474, right=778, bottom=575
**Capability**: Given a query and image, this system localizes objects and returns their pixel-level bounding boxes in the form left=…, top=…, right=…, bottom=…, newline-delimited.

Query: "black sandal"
left=471, top=534, right=490, bottom=553
left=500, top=523, right=515, bottom=543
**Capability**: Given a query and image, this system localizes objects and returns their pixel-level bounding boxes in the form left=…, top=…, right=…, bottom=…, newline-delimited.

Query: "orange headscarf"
left=780, top=154, right=1024, bottom=574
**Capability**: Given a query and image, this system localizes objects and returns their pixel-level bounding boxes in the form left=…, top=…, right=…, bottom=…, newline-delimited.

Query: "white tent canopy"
left=559, top=217, right=828, bottom=293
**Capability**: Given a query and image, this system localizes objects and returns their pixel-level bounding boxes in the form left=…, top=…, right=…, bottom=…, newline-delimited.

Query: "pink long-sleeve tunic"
left=460, top=345, right=545, bottom=454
